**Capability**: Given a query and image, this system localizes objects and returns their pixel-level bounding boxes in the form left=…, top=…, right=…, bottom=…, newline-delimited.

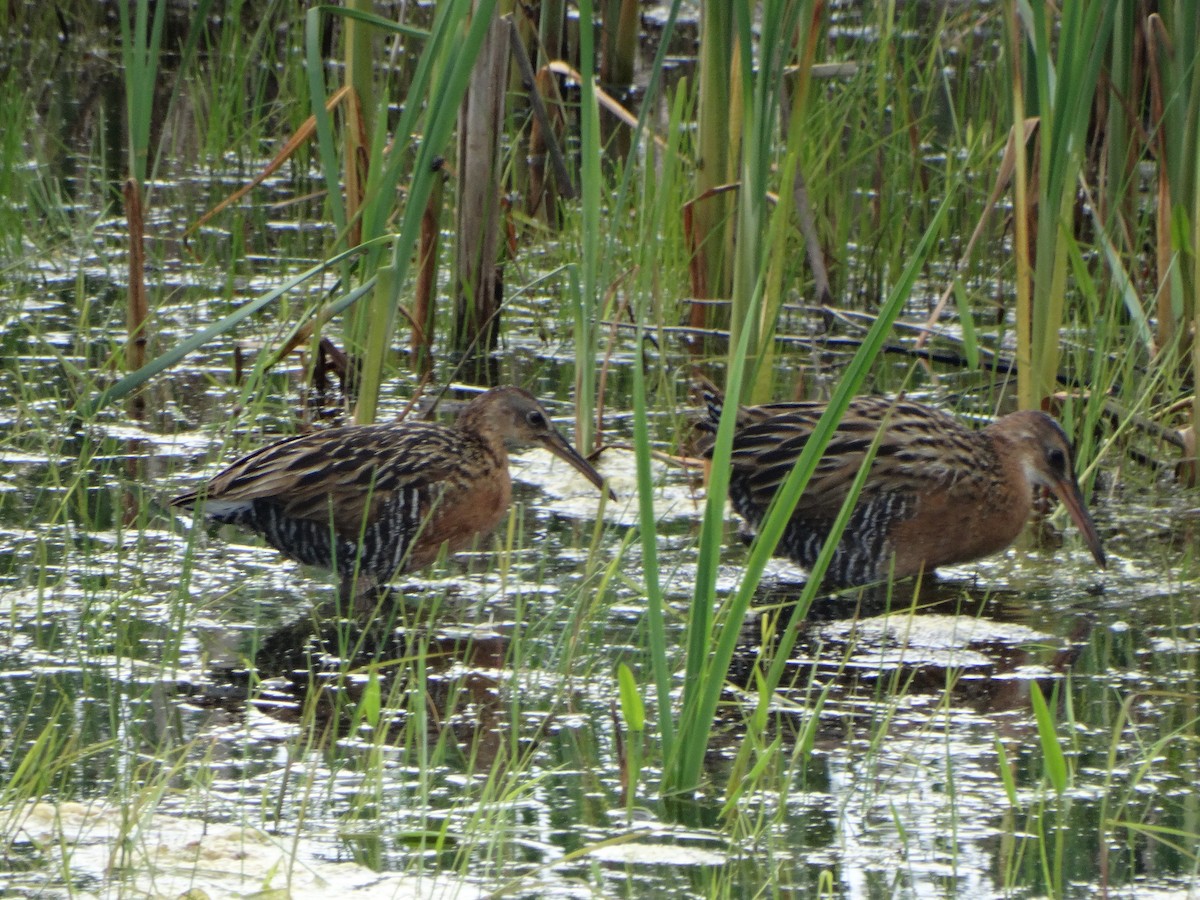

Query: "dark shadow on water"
left=727, top=572, right=1098, bottom=719
left=189, top=593, right=546, bottom=774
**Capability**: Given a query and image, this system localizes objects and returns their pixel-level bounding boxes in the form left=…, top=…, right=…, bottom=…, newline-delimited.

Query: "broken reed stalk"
left=453, top=2, right=508, bottom=364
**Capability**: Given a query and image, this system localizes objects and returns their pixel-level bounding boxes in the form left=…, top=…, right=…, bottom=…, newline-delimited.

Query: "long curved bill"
left=540, top=430, right=616, bottom=501
left=1048, top=476, right=1106, bottom=568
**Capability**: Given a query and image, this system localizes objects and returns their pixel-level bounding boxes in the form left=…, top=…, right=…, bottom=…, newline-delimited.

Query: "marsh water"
left=3, top=5, right=1200, bottom=899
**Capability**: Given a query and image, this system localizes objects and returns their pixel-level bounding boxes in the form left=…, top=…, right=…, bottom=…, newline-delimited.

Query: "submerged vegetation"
left=1, top=0, right=1199, bottom=895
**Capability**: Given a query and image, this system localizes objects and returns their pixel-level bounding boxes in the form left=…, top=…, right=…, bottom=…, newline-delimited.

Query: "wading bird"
left=173, top=386, right=612, bottom=603
left=694, top=381, right=1105, bottom=587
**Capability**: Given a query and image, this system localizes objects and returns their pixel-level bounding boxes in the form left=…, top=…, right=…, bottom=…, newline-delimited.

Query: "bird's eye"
left=527, top=410, right=547, bottom=429
left=1046, top=447, right=1067, bottom=474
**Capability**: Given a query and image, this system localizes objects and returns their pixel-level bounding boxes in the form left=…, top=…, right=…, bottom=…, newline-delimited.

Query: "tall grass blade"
left=629, top=332, right=673, bottom=756
left=573, top=0, right=602, bottom=452
left=1145, top=9, right=1200, bottom=426
left=627, top=30, right=686, bottom=760
left=664, top=183, right=959, bottom=796
left=354, top=0, right=498, bottom=422
left=689, top=1, right=735, bottom=326
left=1029, top=680, right=1068, bottom=794
left=305, top=6, right=350, bottom=255
left=116, top=0, right=165, bottom=186
left=343, top=0, right=374, bottom=252
left=1013, top=0, right=1114, bottom=408
left=729, top=1, right=807, bottom=401
left=87, top=244, right=385, bottom=415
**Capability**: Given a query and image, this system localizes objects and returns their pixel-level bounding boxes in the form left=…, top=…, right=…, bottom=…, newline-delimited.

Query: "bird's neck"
left=456, top=406, right=511, bottom=466
left=982, top=420, right=1033, bottom=496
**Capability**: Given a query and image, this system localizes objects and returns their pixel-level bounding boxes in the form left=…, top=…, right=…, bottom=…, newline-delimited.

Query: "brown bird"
left=695, top=381, right=1105, bottom=587
left=172, top=386, right=612, bottom=602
